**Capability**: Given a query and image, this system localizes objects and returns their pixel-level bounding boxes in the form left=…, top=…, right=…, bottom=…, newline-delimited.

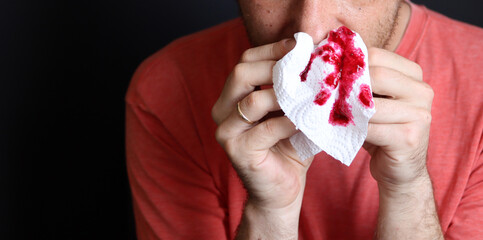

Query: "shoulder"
left=425, top=8, right=483, bottom=36
left=420, top=7, right=483, bottom=59
left=412, top=6, right=483, bottom=86
left=126, top=18, right=250, bottom=109
left=409, top=6, right=483, bottom=129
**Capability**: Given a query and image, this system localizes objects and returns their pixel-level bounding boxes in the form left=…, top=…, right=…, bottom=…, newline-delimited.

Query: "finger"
left=226, top=61, right=277, bottom=99
left=240, top=117, right=298, bottom=151
left=370, top=98, right=429, bottom=124
left=212, top=60, right=276, bottom=124
left=362, top=142, right=376, bottom=155
left=365, top=123, right=404, bottom=148
left=370, top=66, right=426, bottom=100
left=240, top=38, right=296, bottom=63
left=368, top=47, right=423, bottom=81
left=238, top=89, right=280, bottom=124
left=366, top=122, right=429, bottom=155
left=217, top=89, right=281, bottom=140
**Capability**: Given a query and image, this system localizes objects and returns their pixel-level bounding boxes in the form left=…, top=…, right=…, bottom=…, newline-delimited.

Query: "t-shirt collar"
left=395, top=1, right=429, bottom=59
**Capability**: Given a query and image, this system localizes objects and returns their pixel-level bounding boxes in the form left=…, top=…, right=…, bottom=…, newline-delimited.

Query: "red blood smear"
left=299, top=26, right=366, bottom=126
left=324, top=72, right=338, bottom=88
left=300, top=54, right=316, bottom=82
left=358, top=84, right=374, bottom=108
left=314, top=88, right=331, bottom=106
left=330, top=100, right=351, bottom=125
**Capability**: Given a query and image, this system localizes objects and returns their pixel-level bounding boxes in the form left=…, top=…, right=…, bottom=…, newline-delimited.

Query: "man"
left=125, top=0, right=483, bottom=239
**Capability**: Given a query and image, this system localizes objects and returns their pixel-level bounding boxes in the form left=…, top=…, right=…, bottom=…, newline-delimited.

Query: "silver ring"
left=237, top=101, right=254, bottom=124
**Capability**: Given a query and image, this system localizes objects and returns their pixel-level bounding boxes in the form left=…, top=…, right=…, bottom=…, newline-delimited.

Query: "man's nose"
left=294, top=0, right=340, bottom=45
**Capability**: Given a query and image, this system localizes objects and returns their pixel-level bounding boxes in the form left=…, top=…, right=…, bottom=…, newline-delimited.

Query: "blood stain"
left=314, top=88, right=331, bottom=106
left=358, top=84, right=374, bottom=108
left=299, top=26, right=366, bottom=126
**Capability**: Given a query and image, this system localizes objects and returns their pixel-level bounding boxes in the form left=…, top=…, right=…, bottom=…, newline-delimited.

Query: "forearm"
left=235, top=198, right=302, bottom=240
left=375, top=171, right=443, bottom=239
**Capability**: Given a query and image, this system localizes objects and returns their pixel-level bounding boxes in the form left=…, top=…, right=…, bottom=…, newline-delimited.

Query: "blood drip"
left=300, top=55, right=315, bottom=82
left=299, top=26, right=366, bottom=126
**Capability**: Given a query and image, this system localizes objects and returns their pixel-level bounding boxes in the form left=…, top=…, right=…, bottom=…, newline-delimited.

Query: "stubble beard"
left=378, top=2, right=402, bottom=50
left=239, top=1, right=403, bottom=50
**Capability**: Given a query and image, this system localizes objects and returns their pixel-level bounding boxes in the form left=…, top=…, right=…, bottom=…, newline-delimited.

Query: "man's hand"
left=366, top=47, right=433, bottom=187
left=365, top=48, right=443, bottom=239
left=212, top=39, right=313, bottom=239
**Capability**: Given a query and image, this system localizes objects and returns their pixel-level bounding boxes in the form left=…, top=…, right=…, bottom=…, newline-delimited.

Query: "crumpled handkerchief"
left=272, top=26, right=376, bottom=166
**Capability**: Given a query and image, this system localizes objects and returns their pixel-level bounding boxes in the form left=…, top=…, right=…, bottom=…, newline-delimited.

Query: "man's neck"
left=385, top=2, right=411, bottom=52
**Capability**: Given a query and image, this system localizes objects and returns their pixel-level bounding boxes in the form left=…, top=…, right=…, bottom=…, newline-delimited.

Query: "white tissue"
left=272, top=28, right=376, bottom=166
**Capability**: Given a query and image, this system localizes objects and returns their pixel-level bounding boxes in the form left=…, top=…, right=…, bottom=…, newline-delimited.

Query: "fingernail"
left=284, top=38, right=296, bottom=50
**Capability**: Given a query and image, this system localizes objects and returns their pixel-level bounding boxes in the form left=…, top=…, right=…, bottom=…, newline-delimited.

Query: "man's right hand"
left=211, top=39, right=313, bottom=239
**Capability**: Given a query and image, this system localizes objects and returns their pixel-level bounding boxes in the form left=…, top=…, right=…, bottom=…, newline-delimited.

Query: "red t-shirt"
left=125, top=3, right=483, bottom=239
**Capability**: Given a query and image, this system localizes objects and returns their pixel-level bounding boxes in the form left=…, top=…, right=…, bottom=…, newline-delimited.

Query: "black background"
left=1, top=0, right=481, bottom=239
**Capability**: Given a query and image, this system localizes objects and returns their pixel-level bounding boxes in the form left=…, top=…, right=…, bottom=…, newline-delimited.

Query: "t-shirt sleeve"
left=445, top=150, right=483, bottom=239
left=125, top=56, right=228, bottom=239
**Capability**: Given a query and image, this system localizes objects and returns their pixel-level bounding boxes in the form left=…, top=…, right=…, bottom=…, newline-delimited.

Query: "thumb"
left=362, top=142, right=376, bottom=156
left=240, top=38, right=296, bottom=63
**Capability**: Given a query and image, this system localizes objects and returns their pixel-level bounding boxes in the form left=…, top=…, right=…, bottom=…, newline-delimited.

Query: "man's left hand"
left=365, top=47, right=443, bottom=239
left=365, top=47, right=433, bottom=189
